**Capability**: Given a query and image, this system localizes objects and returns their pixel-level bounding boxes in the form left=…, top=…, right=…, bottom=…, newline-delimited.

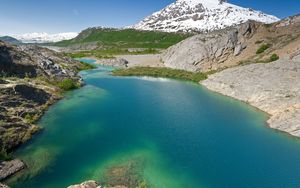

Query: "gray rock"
left=96, top=58, right=128, bottom=68
left=202, top=59, right=300, bottom=137
left=0, top=183, right=9, bottom=188
left=0, top=159, right=25, bottom=181
left=161, top=21, right=257, bottom=72
left=293, top=54, right=300, bottom=62
left=67, top=180, right=101, bottom=188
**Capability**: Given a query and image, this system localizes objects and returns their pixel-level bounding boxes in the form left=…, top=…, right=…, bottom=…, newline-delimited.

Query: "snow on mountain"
left=13, top=32, right=78, bottom=43
left=130, top=0, right=280, bottom=32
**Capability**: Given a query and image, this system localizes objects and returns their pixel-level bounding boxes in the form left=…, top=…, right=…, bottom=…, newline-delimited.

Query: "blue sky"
left=0, top=0, right=299, bottom=35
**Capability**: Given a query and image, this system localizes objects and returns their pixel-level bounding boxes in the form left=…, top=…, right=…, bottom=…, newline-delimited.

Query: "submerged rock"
left=67, top=180, right=100, bottom=188
left=0, top=183, right=9, bottom=188
left=0, top=159, right=25, bottom=181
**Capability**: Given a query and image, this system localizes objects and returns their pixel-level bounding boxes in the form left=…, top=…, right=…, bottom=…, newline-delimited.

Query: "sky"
left=0, top=0, right=299, bottom=35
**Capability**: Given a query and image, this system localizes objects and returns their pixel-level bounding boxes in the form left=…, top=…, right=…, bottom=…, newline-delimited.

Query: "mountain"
left=13, top=32, right=78, bottom=43
left=130, top=0, right=280, bottom=32
left=161, top=14, right=300, bottom=72
left=0, top=36, right=22, bottom=44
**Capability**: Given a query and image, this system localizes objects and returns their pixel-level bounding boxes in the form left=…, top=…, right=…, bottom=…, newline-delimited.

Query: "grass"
left=66, top=48, right=160, bottom=59
left=24, top=113, right=39, bottom=124
left=112, top=67, right=208, bottom=82
left=57, top=79, right=80, bottom=91
left=55, top=28, right=191, bottom=49
left=0, top=148, right=12, bottom=161
left=77, top=61, right=97, bottom=72
left=256, top=44, right=271, bottom=54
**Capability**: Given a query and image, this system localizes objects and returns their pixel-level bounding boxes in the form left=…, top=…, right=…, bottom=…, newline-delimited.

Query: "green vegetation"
left=24, top=113, right=39, bottom=124
left=0, top=148, right=12, bottom=161
left=67, top=48, right=160, bottom=59
left=57, top=79, right=79, bottom=91
left=56, top=28, right=191, bottom=49
left=112, top=67, right=208, bottom=82
left=256, top=44, right=271, bottom=54
left=269, top=53, right=279, bottom=62
left=77, top=61, right=96, bottom=71
left=136, top=181, right=148, bottom=188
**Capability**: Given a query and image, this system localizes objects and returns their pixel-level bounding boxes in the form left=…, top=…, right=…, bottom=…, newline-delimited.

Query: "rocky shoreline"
left=202, top=57, right=300, bottom=137
left=0, top=41, right=91, bottom=186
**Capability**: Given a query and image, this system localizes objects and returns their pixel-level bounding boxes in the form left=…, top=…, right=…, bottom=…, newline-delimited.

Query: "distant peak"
left=176, top=0, right=225, bottom=6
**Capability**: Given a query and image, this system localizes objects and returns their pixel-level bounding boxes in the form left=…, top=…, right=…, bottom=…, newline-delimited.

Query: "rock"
left=293, top=54, right=300, bottom=62
left=0, top=41, right=83, bottom=151
left=67, top=180, right=101, bottom=188
left=0, top=183, right=9, bottom=188
left=0, top=41, right=81, bottom=81
left=0, top=159, right=26, bottom=181
left=202, top=59, right=300, bottom=137
left=95, top=58, right=128, bottom=68
left=161, top=21, right=258, bottom=72
left=161, top=14, right=300, bottom=72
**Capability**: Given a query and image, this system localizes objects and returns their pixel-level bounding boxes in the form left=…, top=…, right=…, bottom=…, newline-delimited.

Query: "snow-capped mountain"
left=13, top=32, right=78, bottom=43
left=130, top=0, right=280, bottom=32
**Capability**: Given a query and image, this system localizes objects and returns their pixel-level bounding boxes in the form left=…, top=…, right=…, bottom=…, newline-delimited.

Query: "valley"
left=0, top=0, right=300, bottom=188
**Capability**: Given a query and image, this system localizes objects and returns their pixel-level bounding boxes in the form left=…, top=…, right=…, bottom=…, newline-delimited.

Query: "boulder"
left=0, top=159, right=26, bottom=181
left=68, top=180, right=101, bottom=188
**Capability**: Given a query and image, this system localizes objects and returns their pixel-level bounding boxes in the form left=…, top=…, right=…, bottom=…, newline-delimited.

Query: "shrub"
left=57, top=79, right=79, bottom=91
left=256, top=44, right=271, bottom=54
left=269, top=54, right=279, bottom=62
left=24, top=113, right=38, bottom=124
left=77, top=61, right=96, bottom=71
left=0, top=148, right=12, bottom=161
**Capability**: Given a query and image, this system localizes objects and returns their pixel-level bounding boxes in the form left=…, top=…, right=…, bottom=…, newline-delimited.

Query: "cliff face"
left=161, top=14, right=300, bottom=72
left=0, top=41, right=83, bottom=152
left=161, top=21, right=258, bottom=72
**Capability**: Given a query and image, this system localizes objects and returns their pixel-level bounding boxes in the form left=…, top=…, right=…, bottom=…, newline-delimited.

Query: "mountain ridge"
left=130, top=0, right=279, bottom=32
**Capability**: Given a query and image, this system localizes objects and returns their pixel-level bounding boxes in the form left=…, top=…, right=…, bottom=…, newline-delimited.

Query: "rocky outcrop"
left=161, top=21, right=258, bottom=72
left=0, top=83, right=55, bottom=151
left=68, top=181, right=100, bottom=188
left=0, top=159, right=25, bottom=181
left=0, top=183, right=9, bottom=188
left=0, top=41, right=87, bottom=181
left=95, top=58, right=128, bottom=68
left=0, top=41, right=81, bottom=81
left=202, top=59, right=300, bottom=137
left=0, top=41, right=85, bottom=153
left=162, top=14, right=300, bottom=72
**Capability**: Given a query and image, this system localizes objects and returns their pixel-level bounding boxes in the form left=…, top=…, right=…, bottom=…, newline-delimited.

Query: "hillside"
left=0, top=40, right=91, bottom=158
left=0, top=36, right=21, bottom=45
left=130, top=0, right=279, bottom=32
left=161, top=14, right=300, bottom=72
left=55, top=28, right=191, bottom=52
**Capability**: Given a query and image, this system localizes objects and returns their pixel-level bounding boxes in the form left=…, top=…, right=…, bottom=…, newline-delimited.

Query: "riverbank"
left=202, top=58, right=300, bottom=137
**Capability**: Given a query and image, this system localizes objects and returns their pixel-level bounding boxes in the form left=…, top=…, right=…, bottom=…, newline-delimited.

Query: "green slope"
left=55, top=28, right=191, bottom=49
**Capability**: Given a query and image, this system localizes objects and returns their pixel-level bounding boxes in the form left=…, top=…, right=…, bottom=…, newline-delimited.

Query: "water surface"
left=9, top=59, right=300, bottom=188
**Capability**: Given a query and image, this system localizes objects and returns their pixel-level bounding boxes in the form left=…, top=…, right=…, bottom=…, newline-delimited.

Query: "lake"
left=9, top=59, right=300, bottom=188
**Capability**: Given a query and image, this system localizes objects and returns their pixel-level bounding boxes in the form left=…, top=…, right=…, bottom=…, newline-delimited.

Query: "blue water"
left=9, top=59, right=300, bottom=188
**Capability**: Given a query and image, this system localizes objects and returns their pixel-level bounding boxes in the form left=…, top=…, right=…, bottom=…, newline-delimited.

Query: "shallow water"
left=9, top=59, right=300, bottom=188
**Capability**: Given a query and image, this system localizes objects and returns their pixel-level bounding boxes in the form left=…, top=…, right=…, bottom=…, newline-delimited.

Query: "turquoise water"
left=9, top=59, right=300, bottom=188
